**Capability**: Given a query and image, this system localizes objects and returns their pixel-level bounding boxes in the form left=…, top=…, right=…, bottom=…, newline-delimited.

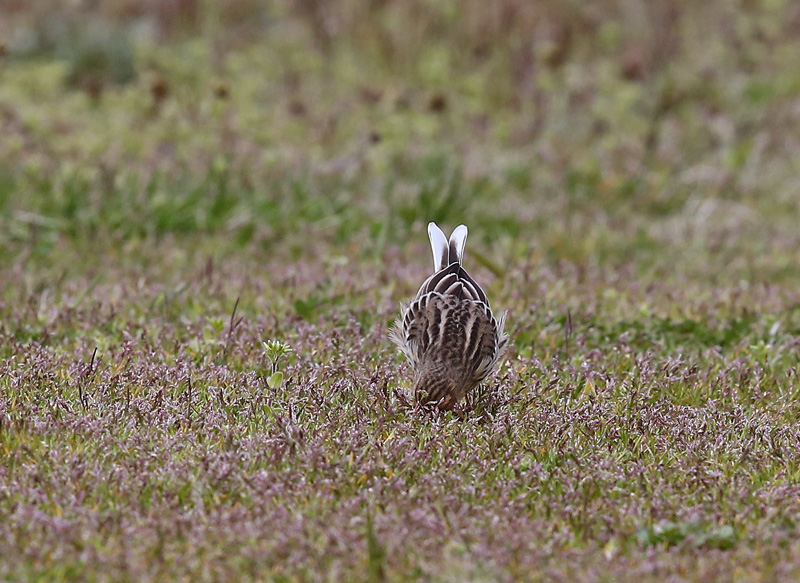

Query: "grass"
left=3, top=0, right=800, bottom=581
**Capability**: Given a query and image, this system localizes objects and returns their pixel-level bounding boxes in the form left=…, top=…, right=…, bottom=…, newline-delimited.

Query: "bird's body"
left=390, top=223, right=508, bottom=410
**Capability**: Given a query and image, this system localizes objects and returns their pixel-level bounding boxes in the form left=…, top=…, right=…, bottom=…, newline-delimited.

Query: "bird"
left=390, top=222, right=508, bottom=410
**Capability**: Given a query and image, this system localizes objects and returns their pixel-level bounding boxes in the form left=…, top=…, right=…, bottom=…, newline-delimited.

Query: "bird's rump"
left=414, top=261, right=488, bottom=305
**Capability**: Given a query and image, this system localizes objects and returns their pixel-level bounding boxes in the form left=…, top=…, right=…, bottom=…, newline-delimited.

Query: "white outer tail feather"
left=448, top=224, right=468, bottom=265
left=427, top=222, right=449, bottom=272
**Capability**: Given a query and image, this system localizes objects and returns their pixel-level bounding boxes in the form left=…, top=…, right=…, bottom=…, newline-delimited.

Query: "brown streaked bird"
left=390, top=222, right=508, bottom=410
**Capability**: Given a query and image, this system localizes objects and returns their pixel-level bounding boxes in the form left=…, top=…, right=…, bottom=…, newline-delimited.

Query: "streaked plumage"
left=390, top=222, right=508, bottom=410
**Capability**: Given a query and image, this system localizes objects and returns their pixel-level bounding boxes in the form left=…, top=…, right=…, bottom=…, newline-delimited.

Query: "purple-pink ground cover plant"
left=2, top=241, right=800, bottom=582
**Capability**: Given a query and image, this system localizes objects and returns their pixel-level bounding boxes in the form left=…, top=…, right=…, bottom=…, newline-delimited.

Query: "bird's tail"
left=428, top=222, right=468, bottom=272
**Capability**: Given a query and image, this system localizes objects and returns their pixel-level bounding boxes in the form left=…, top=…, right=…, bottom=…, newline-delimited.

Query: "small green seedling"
left=263, top=339, right=292, bottom=388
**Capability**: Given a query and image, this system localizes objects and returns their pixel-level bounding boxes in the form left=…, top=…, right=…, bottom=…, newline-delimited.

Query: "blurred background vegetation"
left=2, top=0, right=800, bottom=283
